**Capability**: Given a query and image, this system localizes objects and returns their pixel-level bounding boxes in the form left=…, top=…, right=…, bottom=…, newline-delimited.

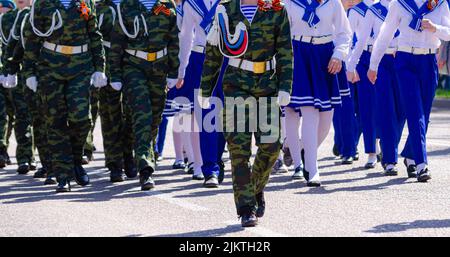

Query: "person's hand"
left=26, top=76, right=38, bottom=92
left=367, top=69, right=378, bottom=85
left=277, top=91, right=291, bottom=107
left=91, top=72, right=108, bottom=88
left=346, top=71, right=355, bottom=83
left=110, top=82, right=122, bottom=91
left=421, top=19, right=437, bottom=33
left=176, top=79, right=184, bottom=89
left=167, top=78, right=178, bottom=89
left=438, top=59, right=446, bottom=70
left=4, top=74, right=17, bottom=88
left=328, top=58, right=342, bottom=75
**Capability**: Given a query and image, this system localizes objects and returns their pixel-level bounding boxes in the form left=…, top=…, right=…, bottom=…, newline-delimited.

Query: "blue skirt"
left=174, top=51, right=206, bottom=112
left=288, top=40, right=341, bottom=112
left=163, top=88, right=179, bottom=117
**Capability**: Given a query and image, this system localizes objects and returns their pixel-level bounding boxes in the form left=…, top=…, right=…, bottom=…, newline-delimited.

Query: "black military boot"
left=139, top=168, right=155, bottom=191
left=0, top=147, right=7, bottom=168
left=44, top=176, right=57, bottom=185
left=110, top=165, right=125, bottom=183
left=29, top=161, right=37, bottom=171
left=82, top=151, right=93, bottom=165
left=218, top=160, right=225, bottom=184
left=56, top=178, right=71, bottom=193
left=239, top=207, right=258, bottom=227
left=74, top=165, right=90, bottom=186
left=33, top=167, right=48, bottom=178
left=124, top=155, right=137, bottom=178
left=256, top=192, right=265, bottom=218
left=17, top=164, right=30, bottom=175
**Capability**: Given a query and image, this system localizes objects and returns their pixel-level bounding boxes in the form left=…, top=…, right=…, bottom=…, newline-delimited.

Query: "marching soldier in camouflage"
left=200, top=0, right=292, bottom=227
left=0, top=0, right=35, bottom=174
left=82, top=88, right=98, bottom=164
left=110, top=0, right=181, bottom=190
left=23, top=0, right=106, bottom=193
left=96, top=0, right=135, bottom=182
left=3, top=1, right=56, bottom=184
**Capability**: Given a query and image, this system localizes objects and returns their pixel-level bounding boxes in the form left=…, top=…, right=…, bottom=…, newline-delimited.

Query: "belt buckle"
left=60, top=46, right=73, bottom=55
left=253, top=62, right=266, bottom=74
left=147, top=52, right=157, bottom=62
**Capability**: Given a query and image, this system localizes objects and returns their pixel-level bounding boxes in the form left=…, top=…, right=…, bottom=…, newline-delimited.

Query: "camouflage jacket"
left=96, top=0, right=117, bottom=74
left=23, top=0, right=105, bottom=79
left=109, top=0, right=180, bottom=82
left=0, top=8, right=19, bottom=75
left=200, top=0, right=293, bottom=97
left=2, top=8, right=30, bottom=75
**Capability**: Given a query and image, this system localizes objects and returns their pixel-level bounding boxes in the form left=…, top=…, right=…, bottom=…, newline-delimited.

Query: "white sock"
left=285, top=107, right=303, bottom=169
left=367, top=153, right=377, bottom=164
left=376, top=139, right=381, bottom=155
left=317, top=110, right=334, bottom=147
left=386, top=164, right=395, bottom=170
left=172, top=115, right=184, bottom=162
left=300, top=107, right=320, bottom=182
left=406, top=158, right=416, bottom=166
left=417, top=163, right=427, bottom=172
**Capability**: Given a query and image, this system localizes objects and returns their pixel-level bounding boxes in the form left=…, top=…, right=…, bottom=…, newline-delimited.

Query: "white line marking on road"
left=223, top=220, right=288, bottom=237
left=145, top=191, right=209, bottom=212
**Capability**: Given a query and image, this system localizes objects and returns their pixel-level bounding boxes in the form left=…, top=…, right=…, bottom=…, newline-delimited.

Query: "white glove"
left=91, top=72, right=108, bottom=88
left=26, top=76, right=38, bottom=93
left=197, top=94, right=211, bottom=109
left=0, top=75, right=5, bottom=87
left=277, top=91, right=291, bottom=107
left=110, top=82, right=122, bottom=91
left=167, top=78, right=177, bottom=89
left=4, top=74, right=18, bottom=88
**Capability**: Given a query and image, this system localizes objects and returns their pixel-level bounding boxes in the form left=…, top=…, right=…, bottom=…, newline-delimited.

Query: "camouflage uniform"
left=23, top=0, right=105, bottom=182
left=4, top=8, right=53, bottom=175
left=96, top=0, right=133, bottom=172
left=0, top=8, right=34, bottom=167
left=200, top=0, right=292, bottom=215
left=110, top=0, right=179, bottom=176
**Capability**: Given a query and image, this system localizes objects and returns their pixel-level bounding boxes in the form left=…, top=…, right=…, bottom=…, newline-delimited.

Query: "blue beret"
left=0, top=0, right=16, bottom=9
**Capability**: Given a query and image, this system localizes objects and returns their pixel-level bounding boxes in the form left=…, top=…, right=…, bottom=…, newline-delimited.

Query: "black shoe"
left=341, top=156, right=354, bottom=165
left=417, top=168, right=431, bottom=183
left=44, top=176, right=57, bottom=185
left=354, top=151, right=360, bottom=161
left=192, top=173, right=205, bottom=180
left=384, top=165, right=398, bottom=176
left=307, top=181, right=321, bottom=187
left=301, top=149, right=305, bottom=167
left=403, top=159, right=417, bottom=178
left=110, top=168, right=125, bottom=183
left=218, top=160, right=225, bottom=184
left=292, top=166, right=304, bottom=180
left=29, top=161, right=37, bottom=171
left=82, top=154, right=93, bottom=165
left=33, top=168, right=48, bottom=178
left=283, top=147, right=293, bottom=167
left=0, top=147, right=7, bottom=168
left=204, top=175, right=219, bottom=188
left=332, top=144, right=340, bottom=157
left=364, top=160, right=377, bottom=169
left=56, top=179, right=71, bottom=193
left=17, top=164, right=30, bottom=175
left=124, top=156, right=137, bottom=178
left=74, top=165, right=90, bottom=186
left=256, top=192, right=265, bottom=218
left=185, top=162, right=194, bottom=174
left=302, top=167, right=310, bottom=182
left=172, top=160, right=186, bottom=170
left=139, top=169, right=155, bottom=191
left=241, top=213, right=258, bottom=227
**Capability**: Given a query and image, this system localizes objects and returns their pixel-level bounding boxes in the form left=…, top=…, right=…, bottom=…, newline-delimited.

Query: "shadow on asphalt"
left=152, top=224, right=244, bottom=237
left=366, top=219, right=450, bottom=233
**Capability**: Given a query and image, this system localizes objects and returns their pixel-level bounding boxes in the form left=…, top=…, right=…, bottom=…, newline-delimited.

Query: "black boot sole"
left=44, top=179, right=57, bottom=185
left=110, top=176, right=125, bottom=183
left=55, top=188, right=71, bottom=193
left=384, top=170, right=398, bottom=176
left=408, top=172, right=417, bottom=178
left=141, top=183, right=155, bottom=191
left=241, top=220, right=258, bottom=227
left=417, top=175, right=431, bottom=183
left=307, top=182, right=321, bottom=187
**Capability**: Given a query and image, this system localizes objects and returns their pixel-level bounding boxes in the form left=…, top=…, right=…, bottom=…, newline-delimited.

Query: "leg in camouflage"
left=122, top=63, right=166, bottom=189
left=0, top=88, right=8, bottom=168
left=83, top=88, right=99, bottom=163
left=39, top=70, right=92, bottom=184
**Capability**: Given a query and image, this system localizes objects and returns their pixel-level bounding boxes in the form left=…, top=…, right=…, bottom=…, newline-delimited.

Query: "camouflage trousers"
left=0, top=87, right=7, bottom=150
left=84, top=88, right=99, bottom=156
left=0, top=84, right=33, bottom=165
left=222, top=68, right=282, bottom=215
left=98, top=85, right=133, bottom=170
left=38, top=70, right=92, bottom=180
left=122, top=61, right=167, bottom=173
left=24, top=86, right=52, bottom=175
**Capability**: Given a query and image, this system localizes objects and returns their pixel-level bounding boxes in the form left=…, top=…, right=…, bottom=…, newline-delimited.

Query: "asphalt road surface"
left=1, top=101, right=450, bottom=237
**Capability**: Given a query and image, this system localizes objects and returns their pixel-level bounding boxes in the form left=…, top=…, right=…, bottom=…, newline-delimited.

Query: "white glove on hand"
left=4, top=74, right=18, bottom=88
left=26, top=76, right=38, bottom=93
left=0, top=75, right=5, bottom=87
left=110, top=82, right=122, bottom=91
left=277, top=91, right=291, bottom=107
left=91, top=72, right=108, bottom=88
left=198, top=94, right=211, bottom=109
left=167, top=78, right=177, bottom=89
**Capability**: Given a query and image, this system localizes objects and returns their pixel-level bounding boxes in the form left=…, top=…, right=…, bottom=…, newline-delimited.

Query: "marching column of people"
left=0, top=0, right=449, bottom=227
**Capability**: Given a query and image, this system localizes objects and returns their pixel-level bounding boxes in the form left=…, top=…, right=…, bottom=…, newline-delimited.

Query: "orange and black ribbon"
left=79, top=0, right=91, bottom=21
left=154, top=4, right=171, bottom=16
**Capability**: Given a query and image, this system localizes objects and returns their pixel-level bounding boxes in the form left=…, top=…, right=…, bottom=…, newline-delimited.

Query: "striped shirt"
left=60, top=0, right=72, bottom=9
left=139, top=0, right=157, bottom=11
left=241, top=5, right=257, bottom=23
